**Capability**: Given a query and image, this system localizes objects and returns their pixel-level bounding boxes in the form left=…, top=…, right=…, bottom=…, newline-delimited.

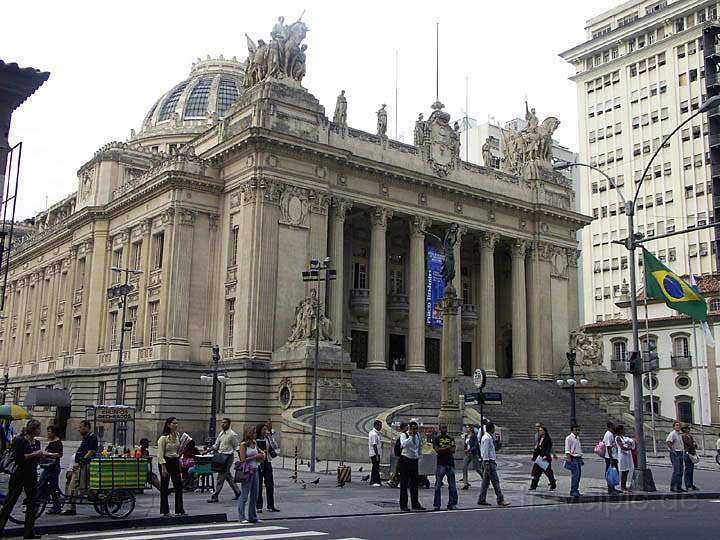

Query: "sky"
left=3, top=0, right=621, bottom=220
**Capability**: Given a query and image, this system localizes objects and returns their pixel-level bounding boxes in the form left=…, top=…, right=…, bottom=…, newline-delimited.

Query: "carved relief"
left=551, top=247, right=569, bottom=278
left=418, top=193, right=428, bottom=207
left=331, top=197, right=353, bottom=221
left=78, top=165, right=96, bottom=202
left=279, top=187, right=309, bottom=227
left=309, top=192, right=330, bottom=215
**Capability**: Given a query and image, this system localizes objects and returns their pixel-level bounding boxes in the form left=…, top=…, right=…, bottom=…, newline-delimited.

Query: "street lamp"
left=556, top=350, right=588, bottom=427
left=201, top=345, right=230, bottom=442
left=106, top=265, right=143, bottom=447
left=301, top=257, right=336, bottom=473
left=553, top=94, right=720, bottom=491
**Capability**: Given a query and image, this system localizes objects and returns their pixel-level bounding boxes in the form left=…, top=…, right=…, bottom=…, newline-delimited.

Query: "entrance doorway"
left=351, top=330, right=368, bottom=368
left=425, top=338, right=440, bottom=373
left=388, top=334, right=406, bottom=370
left=461, top=342, right=472, bottom=376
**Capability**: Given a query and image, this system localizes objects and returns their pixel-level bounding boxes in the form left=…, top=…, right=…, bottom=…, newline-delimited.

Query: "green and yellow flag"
left=643, top=248, right=707, bottom=321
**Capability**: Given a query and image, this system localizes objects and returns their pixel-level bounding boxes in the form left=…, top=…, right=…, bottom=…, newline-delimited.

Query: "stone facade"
left=0, top=30, right=590, bottom=444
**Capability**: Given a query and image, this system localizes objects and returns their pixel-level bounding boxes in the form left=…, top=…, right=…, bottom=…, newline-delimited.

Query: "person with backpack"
left=388, top=422, right=407, bottom=488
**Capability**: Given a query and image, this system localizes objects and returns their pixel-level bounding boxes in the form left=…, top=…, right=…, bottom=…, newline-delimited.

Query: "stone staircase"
left=352, top=370, right=624, bottom=452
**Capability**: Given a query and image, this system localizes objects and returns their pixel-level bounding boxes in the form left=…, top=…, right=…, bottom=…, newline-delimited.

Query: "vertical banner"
left=426, top=246, right=446, bottom=327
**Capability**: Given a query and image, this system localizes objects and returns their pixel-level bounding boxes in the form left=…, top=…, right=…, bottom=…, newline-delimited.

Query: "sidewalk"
left=6, top=455, right=719, bottom=537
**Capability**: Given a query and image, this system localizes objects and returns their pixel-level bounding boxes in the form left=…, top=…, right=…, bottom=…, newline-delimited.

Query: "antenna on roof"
left=297, top=9, right=306, bottom=21
left=435, top=22, right=440, bottom=103
left=395, top=49, right=399, bottom=139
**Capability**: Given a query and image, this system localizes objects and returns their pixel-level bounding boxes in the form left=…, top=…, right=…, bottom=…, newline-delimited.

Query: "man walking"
left=399, top=421, right=425, bottom=511
left=564, top=424, right=583, bottom=497
left=461, top=424, right=482, bottom=490
left=477, top=422, right=509, bottom=507
left=207, top=418, right=240, bottom=503
left=667, top=421, right=686, bottom=492
left=368, top=420, right=382, bottom=487
left=433, top=424, right=458, bottom=510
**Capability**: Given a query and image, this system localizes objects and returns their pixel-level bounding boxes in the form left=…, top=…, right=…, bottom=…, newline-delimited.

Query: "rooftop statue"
left=500, top=101, right=560, bottom=179
left=244, top=15, right=309, bottom=87
left=376, top=104, right=387, bottom=137
left=333, top=90, right=347, bottom=128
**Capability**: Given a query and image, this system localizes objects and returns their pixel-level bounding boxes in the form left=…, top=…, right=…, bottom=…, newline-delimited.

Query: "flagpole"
left=641, top=272, right=658, bottom=456
left=687, top=258, right=707, bottom=455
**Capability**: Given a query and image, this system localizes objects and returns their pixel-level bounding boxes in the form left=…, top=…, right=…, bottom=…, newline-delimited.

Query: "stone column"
left=15, top=278, right=29, bottom=363
left=329, top=198, right=352, bottom=343
left=136, top=220, right=152, bottom=348
left=62, top=250, right=77, bottom=354
left=511, top=239, right=529, bottom=379
left=527, top=241, right=553, bottom=379
left=454, top=227, right=466, bottom=376
left=367, top=207, right=392, bottom=369
left=471, top=241, right=482, bottom=372
left=166, top=209, right=196, bottom=359
left=407, top=216, right=431, bottom=373
left=46, top=264, right=60, bottom=360
left=202, top=214, right=220, bottom=349
left=437, top=285, right=463, bottom=434
left=479, top=232, right=499, bottom=376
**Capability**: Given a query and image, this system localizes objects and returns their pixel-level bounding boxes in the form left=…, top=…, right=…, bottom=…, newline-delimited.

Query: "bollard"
left=293, top=445, right=298, bottom=483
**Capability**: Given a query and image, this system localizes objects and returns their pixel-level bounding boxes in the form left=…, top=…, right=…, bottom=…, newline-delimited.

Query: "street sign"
left=464, top=392, right=480, bottom=405
left=473, top=368, right=487, bottom=389
left=481, top=392, right=502, bottom=404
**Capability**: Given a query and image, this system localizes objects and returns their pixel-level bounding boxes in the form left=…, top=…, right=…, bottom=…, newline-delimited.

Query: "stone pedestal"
left=437, top=285, right=463, bottom=435
left=560, top=364, right=623, bottom=406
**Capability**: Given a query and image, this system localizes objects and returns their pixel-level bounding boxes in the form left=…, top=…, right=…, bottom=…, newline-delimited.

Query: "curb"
left=539, top=491, right=720, bottom=504
left=3, top=512, right=228, bottom=538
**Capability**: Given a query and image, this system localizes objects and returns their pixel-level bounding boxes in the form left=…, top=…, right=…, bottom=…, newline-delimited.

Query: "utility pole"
left=209, top=345, right=220, bottom=441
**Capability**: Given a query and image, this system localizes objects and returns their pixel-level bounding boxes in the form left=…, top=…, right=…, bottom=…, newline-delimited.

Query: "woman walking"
left=0, top=419, right=48, bottom=539
left=38, top=424, right=64, bottom=514
left=614, top=425, right=634, bottom=492
left=157, top=417, right=185, bottom=516
left=238, top=426, right=265, bottom=524
left=681, top=424, right=699, bottom=491
left=528, top=425, right=557, bottom=491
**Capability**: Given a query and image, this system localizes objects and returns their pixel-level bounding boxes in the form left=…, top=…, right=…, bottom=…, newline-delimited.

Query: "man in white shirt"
left=368, top=420, right=382, bottom=487
left=476, top=422, right=509, bottom=507
left=601, top=422, right=620, bottom=494
left=564, top=424, right=583, bottom=497
left=208, top=417, right=241, bottom=502
left=666, top=421, right=685, bottom=492
left=398, top=421, right=424, bottom=511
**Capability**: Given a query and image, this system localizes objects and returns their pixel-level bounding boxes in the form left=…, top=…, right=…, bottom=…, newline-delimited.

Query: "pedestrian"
left=62, top=420, right=99, bottom=515
left=157, top=416, right=186, bottom=516
left=180, top=439, right=200, bottom=490
left=388, top=422, right=407, bottom=488
left=613, top=425, right=633, bottom=493
left=432, top=424, right=458, bottom=511
left=681, top=424, right=699, bottom=491
left=265, top=419, right=280, bottom=459
left=238, top=426, right=265, bottom=524
left=529, top=425, right=556, bottom=491
left=138, top=438, right=162, bottom=491
left=564, top=424, right=583, bottom=497
left=533, top=422, right=544, bottom=447
left=666, top=420, right=685, bottom=492
left=0, top=419, right=14, bottom=456
left=368, top=420, right=382, bottom=487
left=461, top=424, right=482, bottom=489
left=0, top=419, right=47, bottom=539
left=38, top=424, right=64, bottom=514
left=399, top=420, right=424, bottom=511
left=601, top=421, right=620, bottom=494
left=207, top=417, right=241, bottom=503
left=477, top=422, right=509, bottom=507
left=255, top=423, right=279, bottom=512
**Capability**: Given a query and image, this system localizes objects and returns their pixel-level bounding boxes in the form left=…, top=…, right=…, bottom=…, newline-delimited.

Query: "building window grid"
left=149, top=302, right=160, bottom=344
left=225, top=298, right=235, bottom=347
left=217, top=77, right=239, bottom=117
left=158, top=81, right=189, bottom=121
left=184, top=77, right=213, bottom=118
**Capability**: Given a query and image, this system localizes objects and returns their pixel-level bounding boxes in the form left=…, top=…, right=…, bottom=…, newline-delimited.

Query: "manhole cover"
left=372, top=501, right=400, bottom=508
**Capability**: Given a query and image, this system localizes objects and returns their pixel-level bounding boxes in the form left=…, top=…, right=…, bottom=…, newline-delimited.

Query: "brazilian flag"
left=643, top=248, right=707, bottom=321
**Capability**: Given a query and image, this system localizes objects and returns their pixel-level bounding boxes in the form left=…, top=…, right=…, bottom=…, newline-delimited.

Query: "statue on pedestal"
left=376, top=104, right=388, bottom=137
left=413, top=113, right=425, bottom=146
left=500, top=101, right=560, bottom=178
left=287, top=289, right=333, bottom=343
left=482, top=137, right=493, bottom=167
left=333, top=90, right=347, bottom=128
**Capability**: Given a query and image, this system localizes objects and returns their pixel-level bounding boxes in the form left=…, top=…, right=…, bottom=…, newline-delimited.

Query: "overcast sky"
left=3, top=0, right=620, bottom=220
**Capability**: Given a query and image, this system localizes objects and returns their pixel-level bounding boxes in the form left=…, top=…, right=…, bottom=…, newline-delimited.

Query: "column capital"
left=331, top=197, right=353, bottom=221
left=511, top=238, right=528, bottom=258
left=479, top=231, right=500, bottom=251
left=178, top=209, right=197, bottom=226
left=409, top=216, right=432, bottom=238
left=529, top=240, right=553, bottom=261
left=370, top=207, right=393, bottom=229
left=566, top=247, right=581, bottom=267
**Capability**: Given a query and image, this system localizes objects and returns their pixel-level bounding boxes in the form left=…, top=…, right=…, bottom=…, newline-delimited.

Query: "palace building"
left=0, top=19, right=589, bottom=442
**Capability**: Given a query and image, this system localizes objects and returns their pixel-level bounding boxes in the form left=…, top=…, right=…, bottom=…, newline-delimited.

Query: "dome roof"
left=134, top=56, right=245, bottom=142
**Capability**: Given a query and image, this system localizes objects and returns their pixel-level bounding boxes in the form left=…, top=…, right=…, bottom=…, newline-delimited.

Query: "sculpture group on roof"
left=500, top=102, right=560, bottom=178
left=244, top=15, right=309, bottom=87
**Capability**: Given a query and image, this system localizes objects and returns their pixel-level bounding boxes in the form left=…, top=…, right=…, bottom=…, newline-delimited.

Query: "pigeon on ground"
left=361, top=474, right=370, bottom=482
left=358, top=467, right=363, bottom=472
left=310, top=477, right=320, bottom=485
left=336, top=481, right=346, bottom=488
left=300, top=480, right=307, bottom=489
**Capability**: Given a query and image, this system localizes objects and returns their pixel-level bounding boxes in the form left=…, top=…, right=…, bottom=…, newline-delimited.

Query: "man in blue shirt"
left=461, top=424, right=482, bottom=490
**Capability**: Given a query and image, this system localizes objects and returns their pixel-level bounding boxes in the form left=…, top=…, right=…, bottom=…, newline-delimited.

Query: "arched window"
left=644, top=395, right=660, bottom=415
left=612, top=339, right=627, bottom=361
left=675, top=396, right=694, bottom=424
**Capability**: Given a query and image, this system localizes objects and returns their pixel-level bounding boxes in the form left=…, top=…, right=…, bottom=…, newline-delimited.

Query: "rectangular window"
left=152, top=232, right=164, bottom=270
left=660, top=107, right=669, bottom=120
left=667, top=218, right=675, bottom=232
left=681, top=100, right=689, bottom=114
left=149, top=302, right=159, bottom=344
left=131, top=241, right=142, bottom=270
left=136, top=378, right=147, bottom=412
left=97, top=381, right=106, bottom=405
left=353, top=262, right=367, bottom=289
left=229, top=226, right=239, bottom=267
left=390, top=269, right=404, bottom=294
left=72, top=316, right=81, bottom=351
left=109, top=311, right=118, bottom=350
left=679, top=72, right=688, bottom=86
left=224, top=298, right=235, bottom=347
left=112, top=249, right=123, bottom=283
left=658, top=52, right=666, bottom=66
left=669, top=247, right=676, bottom=261
left=76, top=258, right=86, bottom=290
left=128, top=306, right=138, bottom=346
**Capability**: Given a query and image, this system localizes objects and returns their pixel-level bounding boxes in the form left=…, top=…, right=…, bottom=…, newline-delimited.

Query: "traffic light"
left=643, top=341, right=659, bottom=372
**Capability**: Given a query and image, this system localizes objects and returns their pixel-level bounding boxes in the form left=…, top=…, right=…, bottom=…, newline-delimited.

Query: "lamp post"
left=1, top=372, right=8, bottom=405
left=301, top=257, right=336, bottom=473
left=201, top=345, right=229, bottom=443
left=107, top=265, right=142, bottom=447
left=556, top=351, right=588, bottom=428
left=553, top=93, right=720, bottom=491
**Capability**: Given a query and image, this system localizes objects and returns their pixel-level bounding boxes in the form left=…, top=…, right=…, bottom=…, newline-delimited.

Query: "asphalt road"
left=42, top=498, right=720, bottom=540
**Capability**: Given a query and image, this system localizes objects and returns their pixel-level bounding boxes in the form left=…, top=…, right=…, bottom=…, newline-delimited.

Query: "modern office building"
left=561, top=0, right=720, bottom=324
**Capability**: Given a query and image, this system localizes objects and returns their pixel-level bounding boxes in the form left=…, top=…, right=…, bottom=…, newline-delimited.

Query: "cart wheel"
left=8, top=497, right=46, bottom=525
left=104, top=489, right=135, bottom=519
left=93, top=498, right=108, bottom=515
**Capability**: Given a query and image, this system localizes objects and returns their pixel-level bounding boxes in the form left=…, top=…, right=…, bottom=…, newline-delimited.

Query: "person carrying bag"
left=237, top=427, right=264, bottom=524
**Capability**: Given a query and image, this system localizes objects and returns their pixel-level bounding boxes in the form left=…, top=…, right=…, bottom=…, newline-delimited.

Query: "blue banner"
left=426, top=246, right=445, bottom=327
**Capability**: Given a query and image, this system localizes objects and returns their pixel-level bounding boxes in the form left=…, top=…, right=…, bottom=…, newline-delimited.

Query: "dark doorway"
left=425, top=338, right=441, bottom=374
left=389, top=334, right=406, bottom=370
left=498, top=330, right=513, bottom=378
left=54, top=406, right=71, bottom=439
left=461, top=342, right=472, bottom=376
left=351, top=330, right=368, bottom=368
left=677, top=401, right=693, bottom=424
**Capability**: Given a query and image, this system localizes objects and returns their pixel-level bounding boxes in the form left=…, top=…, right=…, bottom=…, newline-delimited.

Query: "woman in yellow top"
left=157, top=416, right=185, bottom=516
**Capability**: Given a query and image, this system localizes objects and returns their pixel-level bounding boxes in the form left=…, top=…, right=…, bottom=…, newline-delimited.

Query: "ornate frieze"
left=279, top=187, right=309, bottom=227
left=308, top=191, right=330, bottom=215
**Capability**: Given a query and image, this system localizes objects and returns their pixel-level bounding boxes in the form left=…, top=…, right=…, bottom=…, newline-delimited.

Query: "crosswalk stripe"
left=193, top=533, right=328, bottom=540
left=59, top=525, right=285, bottom=540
